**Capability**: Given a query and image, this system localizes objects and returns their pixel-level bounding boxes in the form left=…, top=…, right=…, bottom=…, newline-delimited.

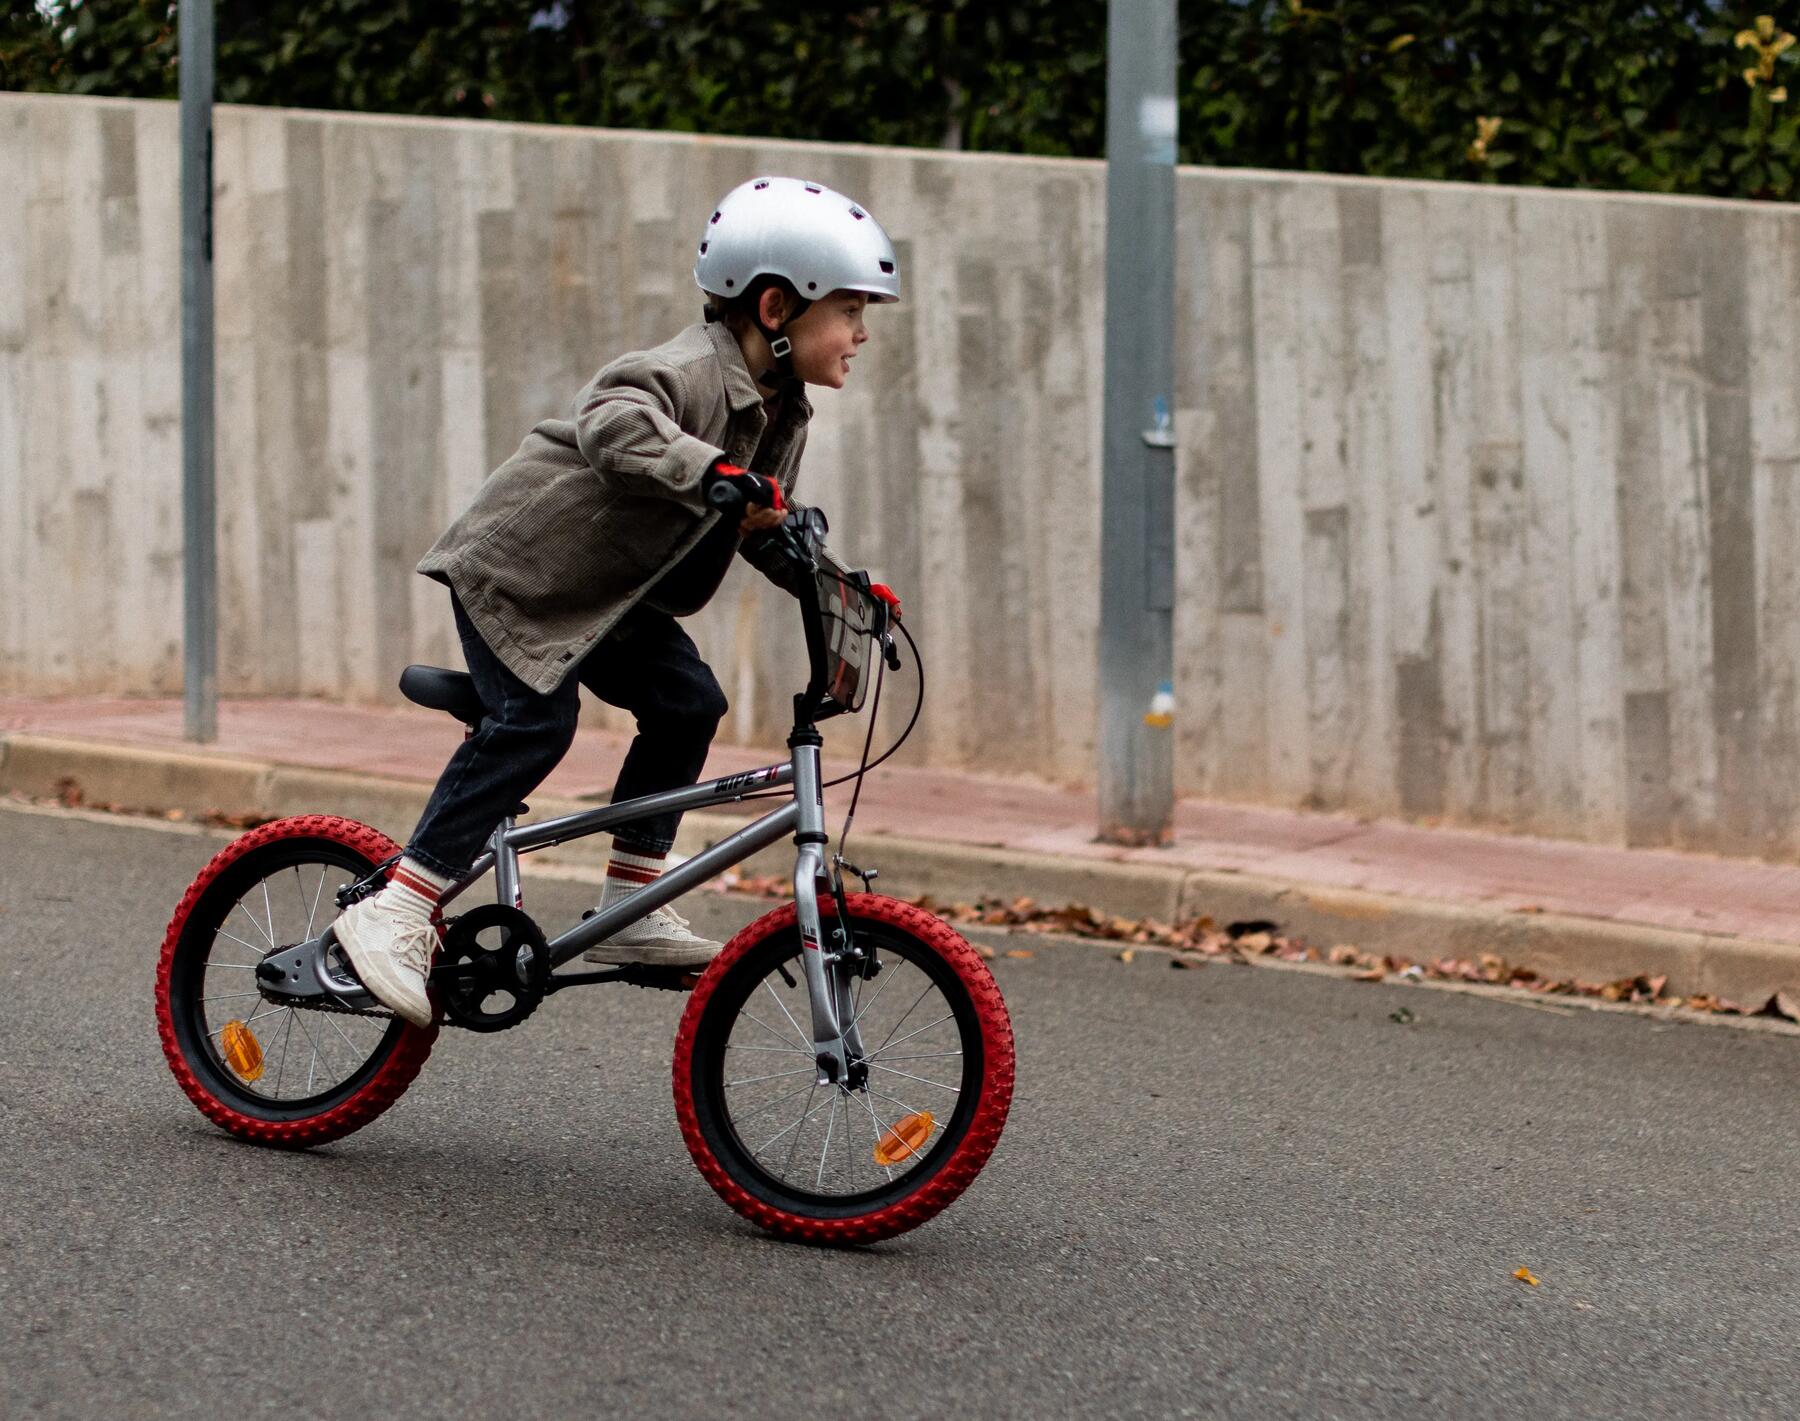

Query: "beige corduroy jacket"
left=417, top=318, right=812, bottom=693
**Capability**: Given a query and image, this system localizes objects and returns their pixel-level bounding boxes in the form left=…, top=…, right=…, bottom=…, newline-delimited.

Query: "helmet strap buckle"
left=769, top=334, right=792, bottom=359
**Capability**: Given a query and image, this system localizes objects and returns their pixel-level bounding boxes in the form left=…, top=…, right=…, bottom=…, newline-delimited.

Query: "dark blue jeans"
left=405, top=594, right=728, bottom=879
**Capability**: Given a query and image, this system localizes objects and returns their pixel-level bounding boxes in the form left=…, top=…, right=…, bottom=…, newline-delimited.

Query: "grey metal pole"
left=180, top=0, right=218, bottom=742
left=1097, top=0, right=1178, bottom=844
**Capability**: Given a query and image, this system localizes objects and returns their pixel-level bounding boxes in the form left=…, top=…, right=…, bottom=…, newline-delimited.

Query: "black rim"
left=167, top=839, right=406, bottom=1122
left=690, top=921, right=983, bottom=1218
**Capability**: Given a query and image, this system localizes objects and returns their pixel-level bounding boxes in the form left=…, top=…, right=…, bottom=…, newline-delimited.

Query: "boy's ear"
left=757, top=285, right=788, bottom=329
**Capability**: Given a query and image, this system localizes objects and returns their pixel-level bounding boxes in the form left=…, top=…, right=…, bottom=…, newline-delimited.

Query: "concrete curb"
left=4, top=731, right=1797, bottom=1003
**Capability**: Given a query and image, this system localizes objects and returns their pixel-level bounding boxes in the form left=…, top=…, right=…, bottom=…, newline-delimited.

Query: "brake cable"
left=726, top=605, right=924, bottom=807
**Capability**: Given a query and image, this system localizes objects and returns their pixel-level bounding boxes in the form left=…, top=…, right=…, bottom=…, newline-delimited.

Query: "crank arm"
left=255, top=929, right=380, bottom=1011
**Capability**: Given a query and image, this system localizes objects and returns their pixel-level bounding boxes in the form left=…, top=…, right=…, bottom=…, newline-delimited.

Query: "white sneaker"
left=332, top=894, right=436, bottom=1027
left=583, top=903, right=722, bottom=969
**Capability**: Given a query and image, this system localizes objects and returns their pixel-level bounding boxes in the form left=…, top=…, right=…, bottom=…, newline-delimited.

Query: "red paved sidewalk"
left=4, top=693, right=1800, bottom=949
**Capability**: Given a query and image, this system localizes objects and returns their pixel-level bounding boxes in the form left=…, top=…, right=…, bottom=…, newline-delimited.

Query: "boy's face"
left=782, top=290, right=871, bottom=390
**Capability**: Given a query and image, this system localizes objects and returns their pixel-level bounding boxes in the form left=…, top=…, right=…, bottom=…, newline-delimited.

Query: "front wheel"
left=673, top=895, right=1014, bottom=1245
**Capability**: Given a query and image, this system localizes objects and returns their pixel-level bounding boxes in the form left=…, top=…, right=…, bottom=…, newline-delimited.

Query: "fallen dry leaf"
left=1761, top=990, right=1800, bottom=1022
left=1514, top=1267, right=1540, bottom=1287
left=1002, top=949, right=1034, bottom=960
left=1116, top=949, right=1136, bottom=965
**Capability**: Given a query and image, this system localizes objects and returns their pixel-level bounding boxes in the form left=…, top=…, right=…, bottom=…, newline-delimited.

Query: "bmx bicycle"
left=153, top=495, right=1015, bottom=1245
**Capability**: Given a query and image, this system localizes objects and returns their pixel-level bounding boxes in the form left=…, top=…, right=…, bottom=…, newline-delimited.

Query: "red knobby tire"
left=673, top=894, right=1014, bottom=1245
left=155, top=814, right=437, bottom=1148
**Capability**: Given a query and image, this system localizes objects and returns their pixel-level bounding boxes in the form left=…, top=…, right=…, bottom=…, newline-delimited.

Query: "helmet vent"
left=849, top=207, right=866, bottom=220
left=753, top=180, right=770, bottom=190
left=879, top=260, right=895, bottom=274
left=699, top=241, right=708, bottom=254
left=807, top=282, right=817, bottom=291
left=710, top=211, right=722, bottom=224
left=804, top=184, right=822, bottom=194
left=725, top=278, right=735, bottom=288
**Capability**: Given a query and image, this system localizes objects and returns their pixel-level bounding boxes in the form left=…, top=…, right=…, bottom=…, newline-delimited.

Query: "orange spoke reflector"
left=220, top=1020, right=265, bottom=1083
left=873, top=1110, right=934, bottom=1166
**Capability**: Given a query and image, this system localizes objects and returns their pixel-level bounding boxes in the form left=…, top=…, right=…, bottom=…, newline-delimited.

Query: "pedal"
left=619, top=964, right=701, bottom=993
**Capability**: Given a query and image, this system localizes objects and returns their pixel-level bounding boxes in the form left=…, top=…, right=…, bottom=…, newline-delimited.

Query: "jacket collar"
left=704, top=318, right=814, bottom=423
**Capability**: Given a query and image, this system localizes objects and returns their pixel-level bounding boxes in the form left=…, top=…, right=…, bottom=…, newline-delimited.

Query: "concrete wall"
left=5, top=92, right=1800, bottom=858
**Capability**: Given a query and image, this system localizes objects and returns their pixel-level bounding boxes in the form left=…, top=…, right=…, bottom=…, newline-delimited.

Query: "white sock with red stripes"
left=600, top=842, right=666, bottom=909
left=381, top=856, right=455, bottom=926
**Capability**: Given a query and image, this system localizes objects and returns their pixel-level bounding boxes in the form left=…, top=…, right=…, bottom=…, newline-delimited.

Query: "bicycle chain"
left=262, top=971, right=691, bottom=1032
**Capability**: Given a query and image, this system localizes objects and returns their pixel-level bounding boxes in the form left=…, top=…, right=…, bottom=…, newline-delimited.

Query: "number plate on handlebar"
left=813, top=547, right=879, bottom=714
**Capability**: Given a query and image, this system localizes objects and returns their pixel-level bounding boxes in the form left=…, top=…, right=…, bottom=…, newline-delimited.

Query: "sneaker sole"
left=583, top=942, right=721, bottom=969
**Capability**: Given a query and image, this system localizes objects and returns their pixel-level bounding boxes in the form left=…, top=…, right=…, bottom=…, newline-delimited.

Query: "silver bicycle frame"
left=441, top=741, right=863, bottom=1080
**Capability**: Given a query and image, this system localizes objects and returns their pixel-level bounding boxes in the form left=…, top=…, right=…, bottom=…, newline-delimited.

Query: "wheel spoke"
left=846, top=953, right=901, bottom=1033
left=216, top=928, right=266, bottom=957
left=725, top=1043, right=812, bottom=1056
left=319, top=1010, right=368, bottom=1084
left=290, top=1010, right=330, bottom=1094
left=209, top=1003, right=285, bottom=1040
left=761, top=975, right=812, bottom=1051
left=853, top=1088, right=896, bottom=1183
left=869, top=1086, right=943, bottom=1133
left=303, top=864, right=331, bottom=941
left=273, top=1010, right=295, bottom=1097
left=726, top=1079, right=816, bottom=1128
left=871, top=982, right=935, bottom=1057
left=815, top=1090, right=840, bottom=1190
left=869, top=1062, right=960, bottom=1094
left=725, top=1066, right=815, bottom=1089
left=868, top=1051, right=963, bottom=1062
left=741, top=1009, right=809, bottom=1055
left=765, top=1084, right=828, bottom=1174
left=866, top=1013, right=956, bottom=1061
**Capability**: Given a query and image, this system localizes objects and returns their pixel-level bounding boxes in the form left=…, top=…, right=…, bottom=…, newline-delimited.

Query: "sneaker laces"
left=649, top=904, right=691, bottom=931
left=390, top=921, right=437, bottom=976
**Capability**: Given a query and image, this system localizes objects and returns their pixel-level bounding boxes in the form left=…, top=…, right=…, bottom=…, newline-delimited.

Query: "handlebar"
left=706, top=491, right=900, bottom=716
left=705, top=477, right=748, bottom=515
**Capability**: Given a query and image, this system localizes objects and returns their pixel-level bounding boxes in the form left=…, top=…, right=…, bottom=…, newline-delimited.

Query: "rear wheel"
left=674, top=895, right=1014, bottom=1245
left=154, top=815, right=436, bottom=1148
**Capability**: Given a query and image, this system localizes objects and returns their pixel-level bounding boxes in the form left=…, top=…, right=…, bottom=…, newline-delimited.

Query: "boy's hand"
left=739, top=505, right=787, bottom=534
left=703, top=460, right=785, bottom=522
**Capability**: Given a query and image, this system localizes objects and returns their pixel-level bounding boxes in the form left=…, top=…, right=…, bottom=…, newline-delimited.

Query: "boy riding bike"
left=335, top=176, right=904, bottom=1028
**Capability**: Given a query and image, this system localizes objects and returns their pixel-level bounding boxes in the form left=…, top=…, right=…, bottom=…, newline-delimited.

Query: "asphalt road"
left=4, top=800, right=1800, bottom=1419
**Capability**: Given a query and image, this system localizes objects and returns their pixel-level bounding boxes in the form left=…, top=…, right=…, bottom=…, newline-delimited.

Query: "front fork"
left=790, top=734, right=869, bottom=1085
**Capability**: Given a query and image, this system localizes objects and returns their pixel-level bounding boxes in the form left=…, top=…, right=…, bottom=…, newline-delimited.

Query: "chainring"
left=434, top=904, right=550, bottom=1033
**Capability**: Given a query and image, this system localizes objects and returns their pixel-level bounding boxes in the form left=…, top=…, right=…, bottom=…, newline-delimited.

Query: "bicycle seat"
left=399, top=665, right=488, bottom=727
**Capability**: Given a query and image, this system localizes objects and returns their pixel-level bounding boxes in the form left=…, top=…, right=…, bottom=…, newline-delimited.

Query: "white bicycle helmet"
left=694, top=176, right=900, bottom=389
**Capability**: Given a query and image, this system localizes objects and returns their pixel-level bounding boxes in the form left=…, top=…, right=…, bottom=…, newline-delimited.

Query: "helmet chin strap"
left=755, top=292, right=811, bottom=395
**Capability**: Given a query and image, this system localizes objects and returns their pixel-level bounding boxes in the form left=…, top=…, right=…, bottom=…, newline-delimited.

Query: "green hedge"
left=5, top=1, right=1798, bottom=200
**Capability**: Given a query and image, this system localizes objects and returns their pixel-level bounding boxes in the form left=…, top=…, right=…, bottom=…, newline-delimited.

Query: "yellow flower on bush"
left=1738, top=14, right=1795, bottom=101
left=1468, top=115, right=1503, bottom=163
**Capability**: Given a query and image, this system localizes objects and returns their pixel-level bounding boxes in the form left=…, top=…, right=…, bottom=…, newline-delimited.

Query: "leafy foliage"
left=4, top=1, right=1798, bottom=200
